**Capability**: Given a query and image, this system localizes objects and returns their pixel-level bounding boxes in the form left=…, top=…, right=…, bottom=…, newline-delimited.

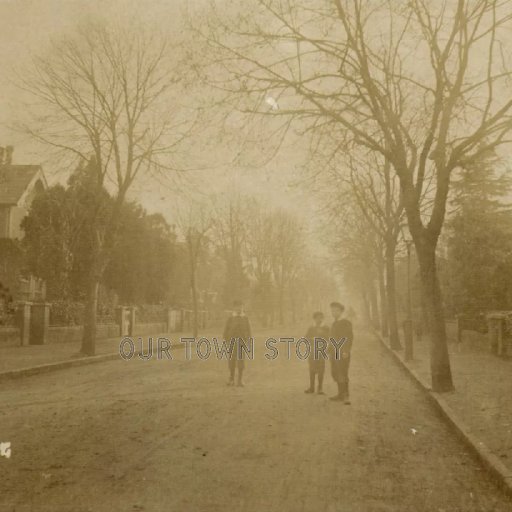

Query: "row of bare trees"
left=313, top=147, right=406, bottom=350
left=17, top=1, right=512, bottom=393
left=17, top=13, right=336, bottom=355
left=191, top=0, right=512, bottom=392
left=178, top=195, right=337, bottom=335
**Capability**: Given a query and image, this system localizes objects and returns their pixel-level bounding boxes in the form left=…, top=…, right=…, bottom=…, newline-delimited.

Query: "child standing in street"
left=304, top=311, right=329, bottom=395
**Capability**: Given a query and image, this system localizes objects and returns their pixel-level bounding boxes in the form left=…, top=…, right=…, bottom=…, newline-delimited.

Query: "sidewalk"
left=388, top=333, right=512, bottom=475
left=0, top=330, right=186, bottom=374
left=0, top=324, right=284, bottom=376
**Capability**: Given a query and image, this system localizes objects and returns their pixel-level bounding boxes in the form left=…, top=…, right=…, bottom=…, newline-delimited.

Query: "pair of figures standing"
left=222, top=299, right=353, bottom=403
left=304, top=302, right=353, bottom=404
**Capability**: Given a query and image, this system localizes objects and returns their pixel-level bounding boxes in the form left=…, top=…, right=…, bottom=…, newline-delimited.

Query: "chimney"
left=5, top=146, right=13, bottom=165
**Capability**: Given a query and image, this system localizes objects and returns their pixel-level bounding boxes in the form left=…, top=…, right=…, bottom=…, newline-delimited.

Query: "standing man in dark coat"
left=223, top=299, right=252, bottom=387
left=328, top=302, right=354, bottom=404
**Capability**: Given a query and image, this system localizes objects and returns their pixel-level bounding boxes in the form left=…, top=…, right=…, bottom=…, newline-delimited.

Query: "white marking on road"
left=0, top=442, right=11, bottom=459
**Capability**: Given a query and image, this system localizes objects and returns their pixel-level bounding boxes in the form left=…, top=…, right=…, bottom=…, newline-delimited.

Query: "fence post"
left=29, top=302, right=50, bottom=345
left=129, top=307, right=136, bottom=336
left=116, top=306, right=127, bottom=336
left=19, top=301, right=32, bottom=346
left=167, top=308, right=178, bottom=333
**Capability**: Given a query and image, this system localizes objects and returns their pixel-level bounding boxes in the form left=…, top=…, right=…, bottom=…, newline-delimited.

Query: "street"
left=1, top=328, right=511, bottom=512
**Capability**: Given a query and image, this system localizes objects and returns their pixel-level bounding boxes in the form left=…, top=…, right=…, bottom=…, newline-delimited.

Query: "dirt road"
left=1, top=328, right=510, bottom=511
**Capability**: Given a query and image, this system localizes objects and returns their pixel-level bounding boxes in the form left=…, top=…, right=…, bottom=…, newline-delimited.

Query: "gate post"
left=29, top=302, right=50, bottom=345
left=129, top=307, right=136, bottom=336
left=19, top=301, right=32, bottom=346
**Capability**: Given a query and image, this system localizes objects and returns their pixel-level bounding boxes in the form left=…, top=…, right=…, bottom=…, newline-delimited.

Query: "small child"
left=304, top=311, right=329, bottom=395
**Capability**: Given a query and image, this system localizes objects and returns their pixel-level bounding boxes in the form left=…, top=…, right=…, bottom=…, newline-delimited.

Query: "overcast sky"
left=0, top=0, right=321, bottom=238
left=0, top=0, right=183, bottom=158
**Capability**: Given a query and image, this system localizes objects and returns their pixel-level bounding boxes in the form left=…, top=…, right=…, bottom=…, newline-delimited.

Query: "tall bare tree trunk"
left=417, top=243, right=453, bottom=392
left=361, top=290, right=371, bottom=325
left=81, top=227, right=104, bottom=356
left=191, top=268, right=199, bottom=338
left=369, top=280, right=380, bottom=330
left=385, top=239, right=401, bottom=350
left=378, top=261, right=389, bottom=337
left=82, top=276, right=100, bottom=356
left=278, top=285, right=284, bottom=325
left=402, top=166, right=454, bottom=391
left=291, top=288, right=297, bottom=323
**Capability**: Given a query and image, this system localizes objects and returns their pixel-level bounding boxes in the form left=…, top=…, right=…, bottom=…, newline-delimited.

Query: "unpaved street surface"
left=1, top=328, right=511, bottom=512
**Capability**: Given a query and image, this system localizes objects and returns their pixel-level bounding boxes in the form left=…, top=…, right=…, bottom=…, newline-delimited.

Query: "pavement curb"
left=375, top=331, right=512, bottom=498
left=0, top=336, right=186, bottom=383
left=0, top=352, right=135, bottom=382
left=0, top=352, right=121, bottom=382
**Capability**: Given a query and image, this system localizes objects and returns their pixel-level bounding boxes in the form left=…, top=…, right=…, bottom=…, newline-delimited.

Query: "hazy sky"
left=0, top=0, right=319, bottom=235
left=0, top=0, right=183, bottom=155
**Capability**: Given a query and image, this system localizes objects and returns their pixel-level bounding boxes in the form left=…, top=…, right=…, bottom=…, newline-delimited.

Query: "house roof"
left=0, top=165, right=45, bottom=206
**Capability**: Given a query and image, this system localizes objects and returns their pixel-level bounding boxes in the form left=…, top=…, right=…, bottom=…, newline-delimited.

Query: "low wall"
left=446, top=319, right=488, bottom=350
left=132, top=322, right=168, bottom=336
left=48, top=322, right=168, bottom=344
left=0, top=327, right=21, bottom=347
left=1, top=315, right=193, bottom=347
left=48, top=323, right=121, bottom=344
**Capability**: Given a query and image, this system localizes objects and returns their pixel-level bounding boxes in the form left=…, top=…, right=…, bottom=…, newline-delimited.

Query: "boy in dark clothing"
left=223, top=300, right=252, bottom=387
left=304, top=311, right=329, bottom=394
left=328, top=302, right=354, bottom=404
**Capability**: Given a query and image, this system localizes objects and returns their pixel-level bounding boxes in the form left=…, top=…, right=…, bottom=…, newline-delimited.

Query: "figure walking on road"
left=304, top=311, right=329, bottom=395
left=328, top=302, right=353, bottom=404
left=223, top=299, right=252, bottom=387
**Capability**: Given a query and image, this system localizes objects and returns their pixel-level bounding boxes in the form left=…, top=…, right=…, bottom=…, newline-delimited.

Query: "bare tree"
left=245, top=201, right=277, bottom=326
left=20, top=20, right=194, bottom=355
left=347, top=153, right=404, bottom=349
left=177, top=205, right=213, bottom=338
left=269, top=209, right=305, bottom=325
left=199, top=0, right=512, bottom=391
left=210, top=193, right=250, bottom=305
left=326, top=187, right=382, bottom=329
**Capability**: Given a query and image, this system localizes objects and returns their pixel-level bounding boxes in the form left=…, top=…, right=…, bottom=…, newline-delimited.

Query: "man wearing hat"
left=223, top=299, right=252, bottom=387
left=328, top=301, right=354, bottom=404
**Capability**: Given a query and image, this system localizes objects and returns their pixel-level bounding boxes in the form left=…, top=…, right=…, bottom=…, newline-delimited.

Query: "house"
left=0, top=146, right=47, bottom=239
left=0, top=146, right=47, bottom=301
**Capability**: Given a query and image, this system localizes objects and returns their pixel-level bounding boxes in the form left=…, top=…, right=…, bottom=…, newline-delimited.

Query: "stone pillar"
left=167, top=308, right=177, bottom=333
left=129, top=307, right=136, bottom=336
left=29, top=302, right=50, bottom=345
left=18, top=302, right=32, bottom=346
left=182, top=310, right=186, bottom=331
left=166, top=308, right=171, bottom=333
left=116, top=306, right=126, bottom=336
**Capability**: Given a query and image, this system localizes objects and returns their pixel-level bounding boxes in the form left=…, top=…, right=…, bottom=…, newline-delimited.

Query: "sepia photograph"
left=1, top=0, right=512, bottom=510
